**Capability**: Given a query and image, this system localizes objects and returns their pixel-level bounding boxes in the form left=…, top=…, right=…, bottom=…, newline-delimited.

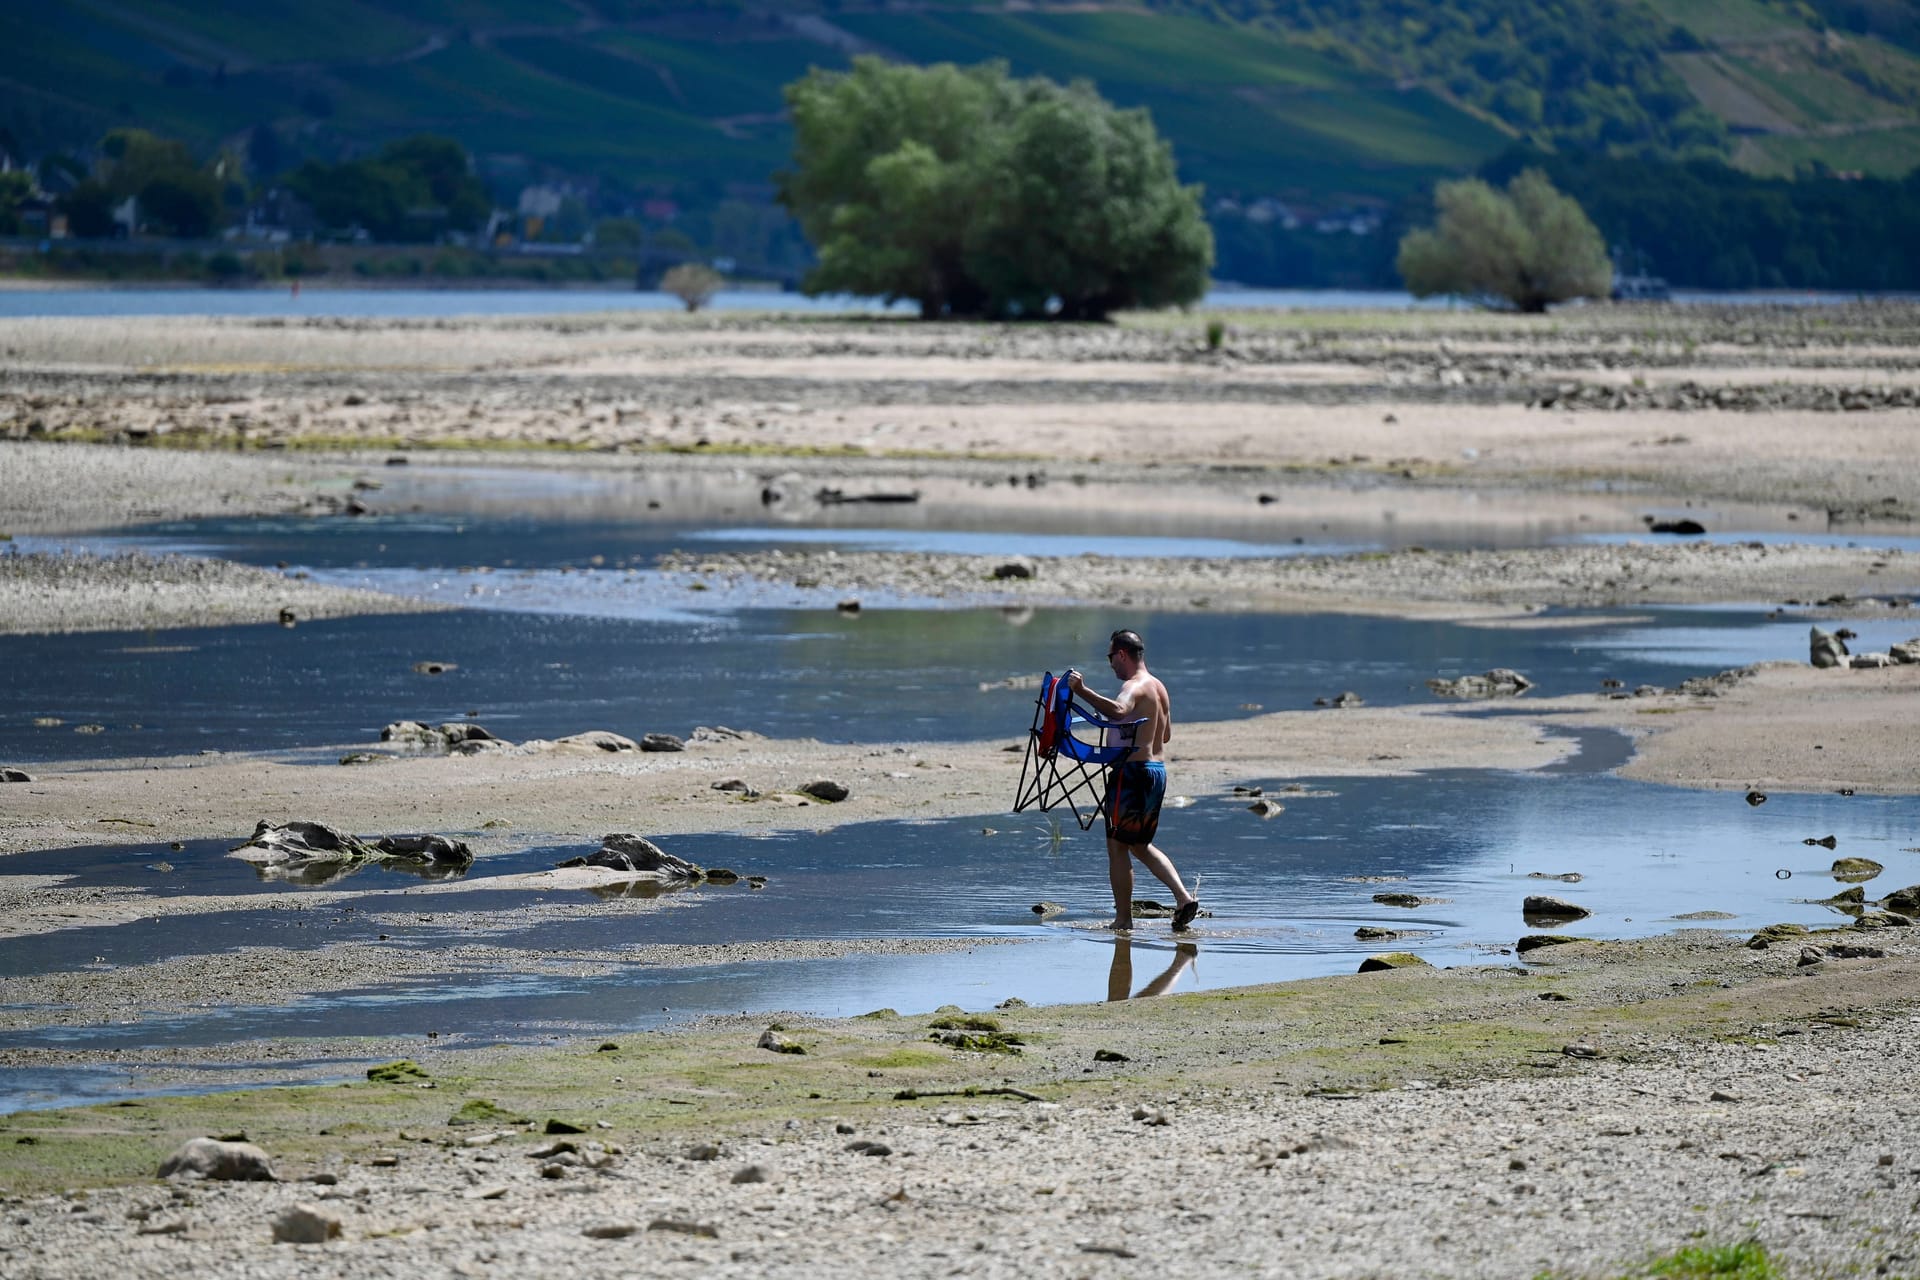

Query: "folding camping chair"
left=1011, top=670, right=1148, bottom=831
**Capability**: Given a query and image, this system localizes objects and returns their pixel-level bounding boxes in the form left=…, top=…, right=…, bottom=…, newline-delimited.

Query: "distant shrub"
left=1205, top=318, right=1225, bottom=350
left=204, top=251, right=246, bottom=281
left=661, top=262, right=725, bottom=312
left=1397, top=168, right=1609, bottom=312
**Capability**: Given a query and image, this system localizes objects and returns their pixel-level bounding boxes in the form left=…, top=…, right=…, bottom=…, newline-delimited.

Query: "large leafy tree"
left=1397, top=169, right=1610, bottom=312
left=285, top=135, right=490, bottom=243
left=779, top=58, right=1211, bottom=319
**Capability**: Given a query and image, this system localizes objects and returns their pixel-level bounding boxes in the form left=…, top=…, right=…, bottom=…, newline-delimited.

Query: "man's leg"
left=1129, top=842, right=1196, bottom=907
left=1106, top=835, right=1134, bottom=930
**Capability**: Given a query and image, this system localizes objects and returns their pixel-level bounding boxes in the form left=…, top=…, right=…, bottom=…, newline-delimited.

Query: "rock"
left=1517, top=934, right=1589, bottom=953
left=1831, top=856, right=1883, bottom=881
left=1426, top=668, right=1533, bottom=699
left=1800, top=943, right=1887, bottom=967
left=758, top=1028, right=805, bottom=1055
left=337, top=752, right=387, bottom=766
left=711, top=778, right=758, bottom=797
left=439, top=722, right=495, bottom=744
left=836, top=598, right=861, bottom=614
left=1354, top=926, right=1403, bottom=941
left=1709, top=1090, right=1741, bottom=1103
left=1804, top=834, right=1839, bottom=849
left=1647, top=518, right=1706, bottom=535
left=640, top=733, right=685, bottom=752
left=1746, top=923, right=1810, bottom=949
left=1852, top=911, right=1913, bottom=929
left=1130, top=899, right=1175, bottom=918
left=583, top=1223, right=640, bottom=1240
left=1849, top=651, right=1896, bottom=668
left=563, top=834, right=704, bottom=879
left=1819, top=886, right=1867, bottom=907
left=1882, top=884, right=1920, bottom=916
left=552, top=731, right=640, bottom=753
left=991, top=559, right=1036, bottom=580
left=271, top=1202, right=342, bottom=1244
left=380, top=720, right=440, bottom=747
left=1809, top=625, right=1849, bottom=669
left=1031, top=901, right=1065, bottom=917
left=1890, top=639, right=1920, bottom=664
left=683, top=1143, right=722, bottom=1162
left=0, top=768, right=30, bottom=782
left=730, top=1164, right=774, bottom=1184
left=705, top=868, right=740, bottom=884
left=1092, top=1048, right=1130, bottom=1062
left=648, top=1219, right=720, bottom=1239
left=1358, top=952, right=1431, bottom=973
left=372, top=834, right=475, bottom=869
left=997, top=996, right=1028, bottom=1008
left=799, top=778, right=849, bottom=802
left=1247, top=798, right=1286, bottom=818
left=411, top=661, right=456, bottom=675
left=845, top=1141, right=893, bottom=1156
left=1745, top=790, right=1767, bottom=806
left=1526, top=872, right=1584, bottom=883
left=689, top=724, right=759, bottom=743
left=1319, top=691, right=1363, bottom=708
left=1372, top=892, right=1425, bottom=908
left=159, top=1137, right=277, bottom=1181
left=1523, top=895, right=1591, bottom=920
left=278, top=607, right=298, bottom=627
left=230, top=820, right=375, bottom=867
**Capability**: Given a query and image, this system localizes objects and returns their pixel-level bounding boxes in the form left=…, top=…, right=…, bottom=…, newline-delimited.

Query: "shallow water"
left=1, top=760, right=1912, bottom=1110
left=4, top=505, right=1905, bottom=762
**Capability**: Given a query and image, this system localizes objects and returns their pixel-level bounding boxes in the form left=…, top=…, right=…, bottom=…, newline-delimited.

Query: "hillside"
left=3, top=1, right=1918, bottom=291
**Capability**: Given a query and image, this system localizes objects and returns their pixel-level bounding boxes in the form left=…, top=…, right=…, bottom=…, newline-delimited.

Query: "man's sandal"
left=1171, top=900, right=1200, bottom=932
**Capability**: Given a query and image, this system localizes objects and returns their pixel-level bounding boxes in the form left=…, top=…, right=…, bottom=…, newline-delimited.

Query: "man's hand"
left=1065, top=669, right=1083, bottom=693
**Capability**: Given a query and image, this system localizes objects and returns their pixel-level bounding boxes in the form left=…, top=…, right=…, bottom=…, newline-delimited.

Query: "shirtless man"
left=1067, top=629, right=1201, bottom=933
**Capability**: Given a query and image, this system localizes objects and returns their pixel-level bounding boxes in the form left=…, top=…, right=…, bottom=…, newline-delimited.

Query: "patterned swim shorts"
left=1104, top=760, right=1167, bottom=845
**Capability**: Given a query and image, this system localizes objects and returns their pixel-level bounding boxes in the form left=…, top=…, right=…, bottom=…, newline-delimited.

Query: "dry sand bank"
left=657, top=539, right=1920, bottom=617
left=0, top=931, right=1915, bottom=1279
left=0, top=549, right=447, bottom=635
left=4, top=306, right=1918, bottom=524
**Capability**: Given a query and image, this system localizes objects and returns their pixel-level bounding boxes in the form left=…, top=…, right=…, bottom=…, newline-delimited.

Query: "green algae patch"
left=927, top=1016, right=1002, bottom=1033
left=448, top=1099, right=524, bottom=1127
left=853, top=1048, right=948, bottom=1070
left=366, top=1060, right=431, bottom=1084
left=1645, top=1241, right=1778, bottom=1279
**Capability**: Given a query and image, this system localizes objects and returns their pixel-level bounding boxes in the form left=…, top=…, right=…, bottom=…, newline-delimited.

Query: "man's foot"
left=1108, top=918, right=1134, bottom=932
left=1171, top=899, right=1200, bottom=932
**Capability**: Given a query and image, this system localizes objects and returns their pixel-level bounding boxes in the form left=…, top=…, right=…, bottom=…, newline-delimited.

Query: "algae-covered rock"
left=929, top=1029, right=1024, bottom=1054
left=1832, top=857, right=1883, bottom=882
left=367, top=1060, right=430, bottom=1084
left=449, top=1099, right=524, bottom=1127
left=1517, top=934, right=1589, bottom=953
left=1357, top=952, right=1431, bottom=973
left=1882, top=884, right=1920, bottom=916
left=1746, top=923, right=1810, bottom=949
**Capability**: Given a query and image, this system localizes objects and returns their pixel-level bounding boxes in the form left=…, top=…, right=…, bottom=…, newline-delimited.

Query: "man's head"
left=1107, top=628, right=1145, bottom=678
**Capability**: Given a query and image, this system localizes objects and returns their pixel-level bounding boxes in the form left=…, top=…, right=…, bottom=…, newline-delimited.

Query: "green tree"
left=779, top=57, right=1211, bottom=320
left=284, top=135, right=489, bottom=242
left=1397, top=169, right=1610, bottom=312
left=0, top=170, right=33, bottom=235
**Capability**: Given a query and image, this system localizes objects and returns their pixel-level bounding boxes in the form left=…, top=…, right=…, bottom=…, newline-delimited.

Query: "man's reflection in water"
left=1107, top=937, right=1198, bottom=1001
